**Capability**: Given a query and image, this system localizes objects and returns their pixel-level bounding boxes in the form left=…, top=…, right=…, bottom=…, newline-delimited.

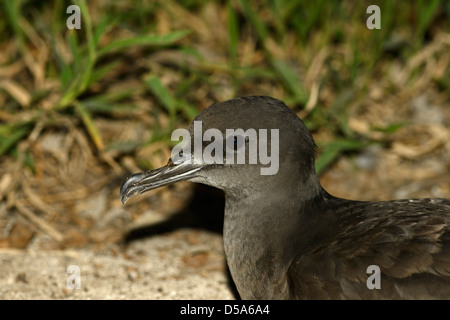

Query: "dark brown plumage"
left=120, top=96, right=450, bottom=299
left=288, top=196, right=450, bottom=299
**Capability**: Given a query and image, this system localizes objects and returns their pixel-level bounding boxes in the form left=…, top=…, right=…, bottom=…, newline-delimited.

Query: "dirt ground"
left=0, top=89, right=449, bottom=300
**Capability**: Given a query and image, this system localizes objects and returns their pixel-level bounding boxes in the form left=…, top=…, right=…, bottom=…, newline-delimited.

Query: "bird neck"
left=222, top=172, right=325, bottom=299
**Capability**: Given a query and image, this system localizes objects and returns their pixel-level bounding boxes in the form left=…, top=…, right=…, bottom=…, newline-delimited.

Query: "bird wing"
left=288, top=198, right=450, bottom=299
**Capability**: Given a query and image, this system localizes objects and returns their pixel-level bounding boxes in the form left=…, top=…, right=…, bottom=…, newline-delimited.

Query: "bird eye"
left=171, top=149, right=190, bottom=165
left=225, top=134, right=246, bottom=152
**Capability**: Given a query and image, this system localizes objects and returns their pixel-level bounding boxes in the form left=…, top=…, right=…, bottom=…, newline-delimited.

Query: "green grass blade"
left=177, top=101, right=199, bottom=122
left=2, top=0, right=23, bottom=41
left=239, top=0, right=267, bottom=43
left=98, top=30, right=190, bottom=57
left=88, top=61, right=120, bottom=86
left=316, top=139, right=369, bottom=175
left=77, top=0, right=96, bottom=63
left=82, top=98, right=137, bottom=114
left=0, top=124, right=30, bottom=157
left=416, top=0, right=441, bottom=44
left=227, top=1, right=239, bottom=68
left=92, top=16, right=114, bottom=49
left=74, top=101, right=105, bottom=151
left=145, top=76, right=177, bottom=116
left=271, top=59, right=307, bottom=104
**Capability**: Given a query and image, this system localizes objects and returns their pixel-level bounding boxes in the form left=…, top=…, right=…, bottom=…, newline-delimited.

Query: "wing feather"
left=288, top=198, right=450, bottom=299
